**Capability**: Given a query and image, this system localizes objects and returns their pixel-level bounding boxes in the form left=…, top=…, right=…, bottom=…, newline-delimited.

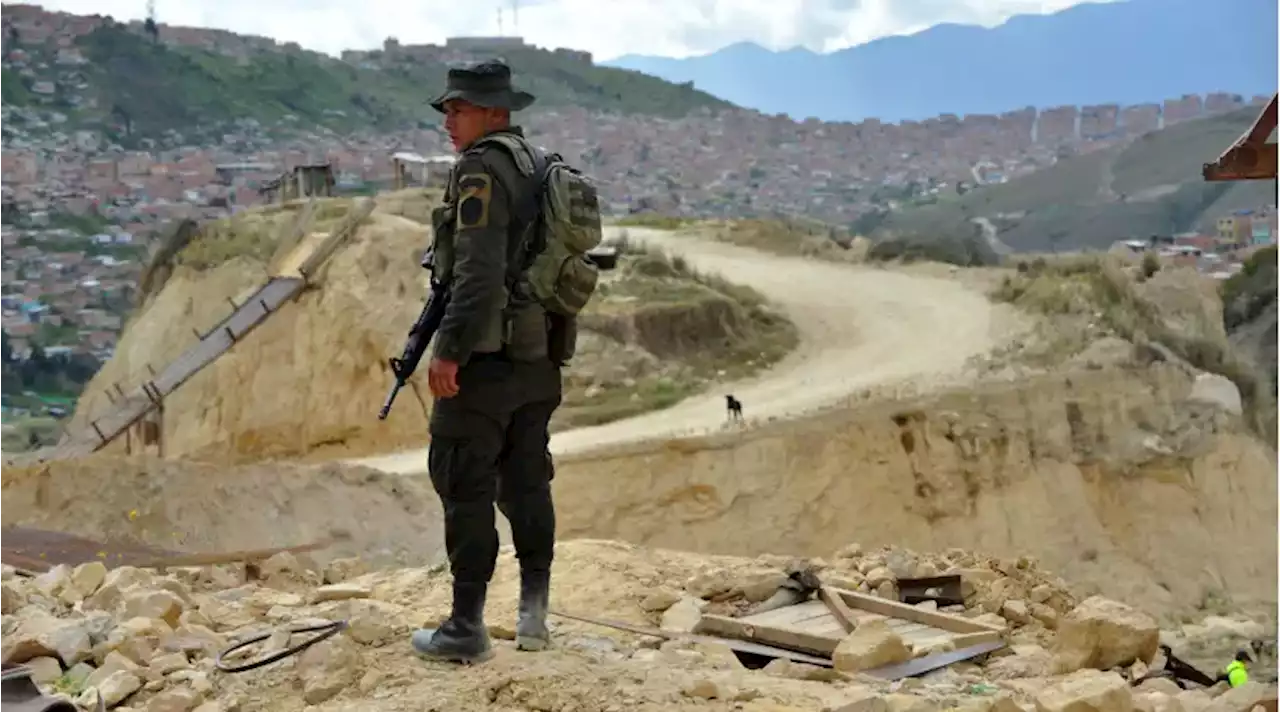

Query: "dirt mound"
left=0, top=456, right=444, bottom=570
left=5, top=539, right=1272, bottom=712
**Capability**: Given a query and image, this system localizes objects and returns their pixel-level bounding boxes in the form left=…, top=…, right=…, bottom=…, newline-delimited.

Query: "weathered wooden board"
left=695, top=587, right=1005, bottom=657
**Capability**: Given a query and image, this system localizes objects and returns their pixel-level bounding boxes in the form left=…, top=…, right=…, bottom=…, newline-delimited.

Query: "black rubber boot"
left=516, top=568, right=551, bottom=651
left=411, top=581, right=494, bottom=664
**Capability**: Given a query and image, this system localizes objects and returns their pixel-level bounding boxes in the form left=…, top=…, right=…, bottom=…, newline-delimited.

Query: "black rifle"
left=378, top=249, right=450, bottom=420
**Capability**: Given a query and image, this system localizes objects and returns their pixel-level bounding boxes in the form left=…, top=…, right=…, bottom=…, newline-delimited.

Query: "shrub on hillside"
left=866, top=232, right=999, bottom=267
left=1221, top=245, right=1277, bottom=330
left=993, top=254, right=1274, bottom=443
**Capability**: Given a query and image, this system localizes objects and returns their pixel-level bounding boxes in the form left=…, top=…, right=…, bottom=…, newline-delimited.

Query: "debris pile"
left=0, top=540, right=1274, bottom=712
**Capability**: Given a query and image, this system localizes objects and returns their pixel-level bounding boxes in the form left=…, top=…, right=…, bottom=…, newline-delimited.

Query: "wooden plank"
left=833, top=588, right=1004, bottom=635
left=548, top=610, right=834, bottom=667
left=696, top=613, right=841, bottom=656
left=948, top=630, right=1005, bottom=648
left=741, top=600, right=830, bottom=627
left=819, top=586, right=859, bottom=633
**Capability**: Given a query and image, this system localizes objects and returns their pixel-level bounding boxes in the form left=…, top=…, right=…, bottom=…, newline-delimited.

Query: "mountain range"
left=604, top=0, right=1278, bottom=122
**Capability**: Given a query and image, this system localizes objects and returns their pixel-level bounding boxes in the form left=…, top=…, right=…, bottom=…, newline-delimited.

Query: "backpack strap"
left=472, top=132, right=554, bottom=301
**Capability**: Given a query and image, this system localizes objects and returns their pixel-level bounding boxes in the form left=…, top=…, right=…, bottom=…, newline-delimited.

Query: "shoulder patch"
left=456, top=172, right=492, bottom=230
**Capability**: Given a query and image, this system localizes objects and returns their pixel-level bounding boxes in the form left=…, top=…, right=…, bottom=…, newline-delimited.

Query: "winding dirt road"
left=349, top=227, right=1012, bottom=474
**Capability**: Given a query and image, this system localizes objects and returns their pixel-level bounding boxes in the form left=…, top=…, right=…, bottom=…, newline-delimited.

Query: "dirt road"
left=350, top=227, right=1015, bottom=474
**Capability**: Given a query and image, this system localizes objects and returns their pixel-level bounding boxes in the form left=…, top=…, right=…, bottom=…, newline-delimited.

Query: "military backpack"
left=472, top=132, right=604, bottom=316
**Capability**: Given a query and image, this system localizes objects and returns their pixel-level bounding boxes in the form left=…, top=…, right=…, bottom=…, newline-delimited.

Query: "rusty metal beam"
left=1203, top=94, right=1278, bottom=182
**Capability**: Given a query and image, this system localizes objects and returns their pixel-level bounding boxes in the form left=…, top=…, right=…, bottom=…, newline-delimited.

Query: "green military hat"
left=430, top=60, right=536, bottom=113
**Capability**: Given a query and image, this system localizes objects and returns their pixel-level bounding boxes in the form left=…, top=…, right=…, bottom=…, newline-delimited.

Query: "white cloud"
left=10, top=0, right=1115, bottom=60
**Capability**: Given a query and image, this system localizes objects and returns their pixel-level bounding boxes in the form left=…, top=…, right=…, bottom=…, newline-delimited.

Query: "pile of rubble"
left=0, top=540, right=1274, bottom=712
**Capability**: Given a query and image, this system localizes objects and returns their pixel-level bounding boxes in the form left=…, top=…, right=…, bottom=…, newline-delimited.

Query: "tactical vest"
left=429, top=133, right=552, bottom=362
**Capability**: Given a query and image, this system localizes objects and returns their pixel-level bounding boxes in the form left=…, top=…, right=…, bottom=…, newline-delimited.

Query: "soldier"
left=411, top=60, right=564, bottom=664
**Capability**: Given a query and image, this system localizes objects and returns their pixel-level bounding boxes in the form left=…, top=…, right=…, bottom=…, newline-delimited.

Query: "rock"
left=865, top=567, right=895, bottom=589
left=101, top=567, right=154, bottom=593
left=312, top=583, right=372, bottom=603
left=97, top=669, right=144, bottom=708
left=1137, top=678, right=1183, bottom=696
left=86, top=650, right=140, bottom=689
left=25, top=655, right=63, bottom=684
left=3, top=616, right=94, bottom=666
left=1002, top=600, right=1032, bottom=626
left=122, top=591, right=185, bottom=628
left=1053, top=596, right=1159, bottom=673
left=738, top=572, right=788, bottom=602
left=836, top=543, right=864, bottom=559
left=1030, top=585, right=1054, bottom=604
left=321, top=558, right=369, bottom=584
left=2, top=581, right=28, bottom=614
left=682, top=678, right=722, bottom=699
left=1173, top=690, right=1212, bottom=712
left=144, top=687, right=203, bottom=712
left=638, top=589, right=682, bottom=612
left=830, top=692, right=891, bottom=712
left=1030, top=603, right=1059, bottom=629
left=60, top=562, right=109, bottom=605
left=1187, top=372, right=1243, bottom=416
left=1135, top=692, right=1185, bottom=712
left=692, top=641, right=745, bottom=670
left=660, top=597, right=702, bottom=633
left=149, top=651, right=190, bottom=674
left=887, top=695, right=942, bottom=712
left=295, top=639, right=359, bottom=705
left=986, top=644, right=1052, bottom=680
left=32, top=565, right=72, bottom=597
left=1208, top=682, right=1270, bottom=712
left=339, top=599, right=405, bottom=646
left=833, top=618, right=912, bottom=673
left=761, top=658, right=845, bottom=682
left=1034, top=670, right=1133, bottom=712
left=685, top=571, right=733, bottom=599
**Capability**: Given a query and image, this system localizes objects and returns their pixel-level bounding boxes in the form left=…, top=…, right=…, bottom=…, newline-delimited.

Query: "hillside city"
left=0, top=3, right=1276, bottom=416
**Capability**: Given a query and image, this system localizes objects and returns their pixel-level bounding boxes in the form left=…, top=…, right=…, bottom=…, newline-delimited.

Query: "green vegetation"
left=876, top=107, right=1276, bottom=252
left=992, top=255, right=1274, bottom=442
left=866, top=232, right=998, bottom=267
left=1, top=333, right=101, bottom=405
left=1221, top=245, right=1277, bottom=330
left=1, top=67, right=32, bottom=104
left=34, top=23, right=731, bottom=141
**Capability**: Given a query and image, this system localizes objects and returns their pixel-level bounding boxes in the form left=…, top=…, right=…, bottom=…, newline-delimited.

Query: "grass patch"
left=172, top=199, right=356, bottom=271
left=992, top=255, right=1274, bottom=440
left=555, top=232, right=799, bottom=429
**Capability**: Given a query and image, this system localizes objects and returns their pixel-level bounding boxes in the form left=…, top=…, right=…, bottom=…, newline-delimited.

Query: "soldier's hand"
left=428, top=358, right=460, bottom=398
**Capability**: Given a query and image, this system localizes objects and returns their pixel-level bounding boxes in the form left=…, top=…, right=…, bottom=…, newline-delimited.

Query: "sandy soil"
left=350, top=227, right=1022, bottom=474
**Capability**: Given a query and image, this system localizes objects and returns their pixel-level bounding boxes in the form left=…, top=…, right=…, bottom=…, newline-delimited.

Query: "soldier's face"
left=443, top=100, right=493, bottom=152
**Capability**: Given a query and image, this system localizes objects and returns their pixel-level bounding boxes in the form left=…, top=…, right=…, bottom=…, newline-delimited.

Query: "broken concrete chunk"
left=24, top=654, right=63, bottom=684
left=1034, top=670, right=1133, bottom=712
left=122, top=590, right=186, bottom=628
left=97, top=669, right=144, bottom=708
left=295, top=639, right=359, bottom=705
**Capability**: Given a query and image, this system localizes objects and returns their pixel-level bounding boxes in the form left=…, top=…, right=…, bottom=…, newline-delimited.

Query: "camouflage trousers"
left=428, top=353, right=562, bottom=584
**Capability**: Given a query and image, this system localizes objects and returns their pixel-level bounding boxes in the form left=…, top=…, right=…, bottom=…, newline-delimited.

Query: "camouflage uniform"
left=412, top=61, right=561, bottom=665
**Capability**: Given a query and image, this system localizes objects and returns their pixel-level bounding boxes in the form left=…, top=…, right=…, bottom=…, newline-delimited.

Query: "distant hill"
left=1, top=15, right=732, bottom=142
left=869, top=106, right=1276, bottom=252
left=604, top=0, right=1278, bottom=122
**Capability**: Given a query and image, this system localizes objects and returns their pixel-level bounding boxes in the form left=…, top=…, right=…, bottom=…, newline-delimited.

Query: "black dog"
left=725, top=394, right=744, bottom=422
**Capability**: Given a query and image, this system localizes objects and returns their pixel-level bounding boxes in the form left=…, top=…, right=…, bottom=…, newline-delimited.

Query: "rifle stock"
left=379, top=278, right=450, bottom=420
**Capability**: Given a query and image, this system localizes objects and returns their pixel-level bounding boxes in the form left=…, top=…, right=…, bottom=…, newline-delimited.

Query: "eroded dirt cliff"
left=64, top=201, right=793, bottom=463
left=552, top=362, right=1277, bottom=619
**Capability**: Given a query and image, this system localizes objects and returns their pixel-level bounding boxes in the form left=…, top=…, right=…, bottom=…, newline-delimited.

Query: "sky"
left=13, top=0, right=1117, bottom=61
